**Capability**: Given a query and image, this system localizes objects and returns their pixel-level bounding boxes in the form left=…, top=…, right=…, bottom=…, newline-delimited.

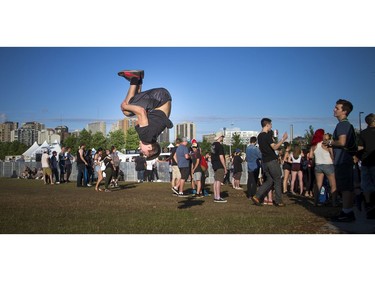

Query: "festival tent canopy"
left=167, top=143, right=175, bottom=148
left=22, top=141, right=41, bottom=157
left=49, top=140, right=62, bottom=155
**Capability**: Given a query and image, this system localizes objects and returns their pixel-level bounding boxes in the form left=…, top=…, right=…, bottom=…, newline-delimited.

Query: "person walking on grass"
left=251, top=118, right=288, bottom=207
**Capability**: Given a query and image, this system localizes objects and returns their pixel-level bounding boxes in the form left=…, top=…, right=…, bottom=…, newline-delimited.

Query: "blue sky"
left=1, top=1, right=375, bottom=279
left=1, top=47, right=374, bottom=141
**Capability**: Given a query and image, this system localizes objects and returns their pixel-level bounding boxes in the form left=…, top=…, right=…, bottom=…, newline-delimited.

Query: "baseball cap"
left=191, top=143, right=198, bottom=148
left=235, top=148, right=241, bottom=153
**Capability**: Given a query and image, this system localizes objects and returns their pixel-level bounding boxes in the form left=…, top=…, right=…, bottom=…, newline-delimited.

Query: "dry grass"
left=0, top=178, right=340, bottom=234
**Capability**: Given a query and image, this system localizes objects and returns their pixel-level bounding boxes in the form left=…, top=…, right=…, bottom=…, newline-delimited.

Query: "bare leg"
left=121, top=84, right=141, bottom=116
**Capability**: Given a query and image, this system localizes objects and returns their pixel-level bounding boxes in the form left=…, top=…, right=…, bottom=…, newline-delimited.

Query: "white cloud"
left=0, top=113, right=7, bottom=123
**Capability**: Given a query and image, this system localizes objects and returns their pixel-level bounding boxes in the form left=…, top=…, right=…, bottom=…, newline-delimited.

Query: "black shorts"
left=335, top=163, right=354, bottom=192
left=179, top=167, right=190, bottom=181
left=283, top=162, right=292, bottom=171
left=128, top=88, right=172, bottom=116
left=291, top=163, right=301, bottom=172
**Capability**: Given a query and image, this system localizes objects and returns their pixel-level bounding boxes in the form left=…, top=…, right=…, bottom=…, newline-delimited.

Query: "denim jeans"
left=255, top=159, right=283, bottom=204
left=137, top=170, right=145, bottom=181
left=76, top=163, right=86, bottom=187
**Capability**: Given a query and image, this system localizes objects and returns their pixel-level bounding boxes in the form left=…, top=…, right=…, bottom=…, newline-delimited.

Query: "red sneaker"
left=118, top=70, right=144, bottom=81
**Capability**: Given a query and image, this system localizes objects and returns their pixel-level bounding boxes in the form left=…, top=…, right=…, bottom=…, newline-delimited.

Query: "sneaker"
left=87, top=184, right=92, bottom=187
left=156, top=179, right=162, bottom=182
left=214, top=198, right=227, bottom=203
left=194, top=193, right=203, bottom=198
left=171, top=187, right=179, bottom=195
left=274, top=202, right=286, bottom=207
left=178, top=192, right=188, bottom=197
left=330, top=211, right=355, bottom=222
left=251, top=196, right=262, bottom=206
left=203, top=190, right=210, bottom=196
left=191, top=189, right=197, bottom=195
left=118, top=70, right=144, bottom=81
left=104, top=189, right=112, bottom=193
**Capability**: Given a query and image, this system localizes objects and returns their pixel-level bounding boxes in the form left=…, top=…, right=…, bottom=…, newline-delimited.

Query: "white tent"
left=49, top=140, right=62, bottom=155
left=22, top=141, right=41, bottom=158
left=33, top=140, right=51, bottom=155
left=167, top=143, right=175, bottom=148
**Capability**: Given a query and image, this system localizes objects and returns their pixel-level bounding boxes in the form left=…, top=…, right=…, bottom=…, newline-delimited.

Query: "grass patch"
left=0, top=178, right=339, bottom=234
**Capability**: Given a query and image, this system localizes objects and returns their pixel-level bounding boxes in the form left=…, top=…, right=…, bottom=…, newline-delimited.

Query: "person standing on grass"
left=172, top=137, right=190, bottom=197
left=324, top=99, right=357, bottom=222
left=94, top=148, right=104, bottom=192
left=251, top=118, right=288, bottom=207
left=210, top=131, right=228, bottom=203
left=64, top=147, right=73, bottom=183
left=76, top=143, right=89, bottom=187
left=358, top=113, right=375, bottom=219
left=135, top=153, right=146, bottom=183
left=41, top=149, right=52, bottom=185
left=245, top=136, right=262, bottom=198
left=102, top=149, right=115, bottom=192
left=232, top=148, right=243, bottom=190
left=58, top=146, right=66, bottom=183
left=170, top=138, right=182, bottom=192
left=50, top=151, right=60, bottom=184
left=309, top=129, right=337, bottom=206
left=190, top=142, right=203, bottom=197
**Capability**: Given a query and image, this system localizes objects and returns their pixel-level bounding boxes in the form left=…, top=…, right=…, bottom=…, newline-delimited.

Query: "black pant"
left=52, top=168, right=59, bottom=183
left=76, top=163, right=86, bottom=187
left=247, top=168, right=260, bottom=198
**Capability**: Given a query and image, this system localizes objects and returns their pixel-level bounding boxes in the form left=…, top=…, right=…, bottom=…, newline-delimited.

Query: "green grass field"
left=0, top=178, right=341, bottom=234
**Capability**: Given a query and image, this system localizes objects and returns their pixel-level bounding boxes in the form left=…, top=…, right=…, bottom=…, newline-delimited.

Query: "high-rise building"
left=38, top=129, right=61, bottom=144
left=175, top=122, right=196, bottom=140
left=157, top=127, right=170, bottom=143
left=223, top=128, right=259, bottom=146
left=0, top=121, right=18, bottom=142
left=55, top=125, right=69, bottom=142
left=13, top=121, right=45, bottom=146
left=87, top=121, right=106, bottom=136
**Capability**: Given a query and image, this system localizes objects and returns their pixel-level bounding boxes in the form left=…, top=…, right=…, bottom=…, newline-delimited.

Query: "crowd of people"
left=15, top=97, right=375, bottom=223
left=166, top=99, right=375, bottom=222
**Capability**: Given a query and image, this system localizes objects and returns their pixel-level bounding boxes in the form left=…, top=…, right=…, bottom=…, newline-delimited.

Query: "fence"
left=0, top=161, right=250, bottom=185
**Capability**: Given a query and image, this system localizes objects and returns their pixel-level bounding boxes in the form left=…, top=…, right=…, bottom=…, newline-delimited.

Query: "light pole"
left=359, top=111, right=364, bottom=131
left=290, top=124, right=294, bottom=143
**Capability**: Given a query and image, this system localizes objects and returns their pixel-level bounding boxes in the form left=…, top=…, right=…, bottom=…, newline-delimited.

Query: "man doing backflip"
left=119, top=70, right=173, bottom=160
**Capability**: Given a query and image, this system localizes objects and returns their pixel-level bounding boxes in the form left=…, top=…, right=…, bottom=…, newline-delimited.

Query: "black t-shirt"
left=359, top=126, right=375, bottom=166
left=135, top=110, right=173, bottom=143
left=191, top=150, right=202, bottom=173
left=103, top=155, right=114, bottom=170
left=170, top=146, right=178, bottom=166
left=233, top=155, right=243, bottom=173
left=134, top=156, right=146, bottom=171
left=257, top=131, right=277, bottom=163
left=211, top=142, right=225, bottom=170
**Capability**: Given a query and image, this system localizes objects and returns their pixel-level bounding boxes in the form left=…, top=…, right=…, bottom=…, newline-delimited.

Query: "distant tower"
left=175, top=122, right=196, bottom=140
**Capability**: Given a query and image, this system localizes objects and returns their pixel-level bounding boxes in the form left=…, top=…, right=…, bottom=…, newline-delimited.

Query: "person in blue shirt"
left=173, top=137, right=190, bottom=197
left=245, top=136, right=262, bottom=198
